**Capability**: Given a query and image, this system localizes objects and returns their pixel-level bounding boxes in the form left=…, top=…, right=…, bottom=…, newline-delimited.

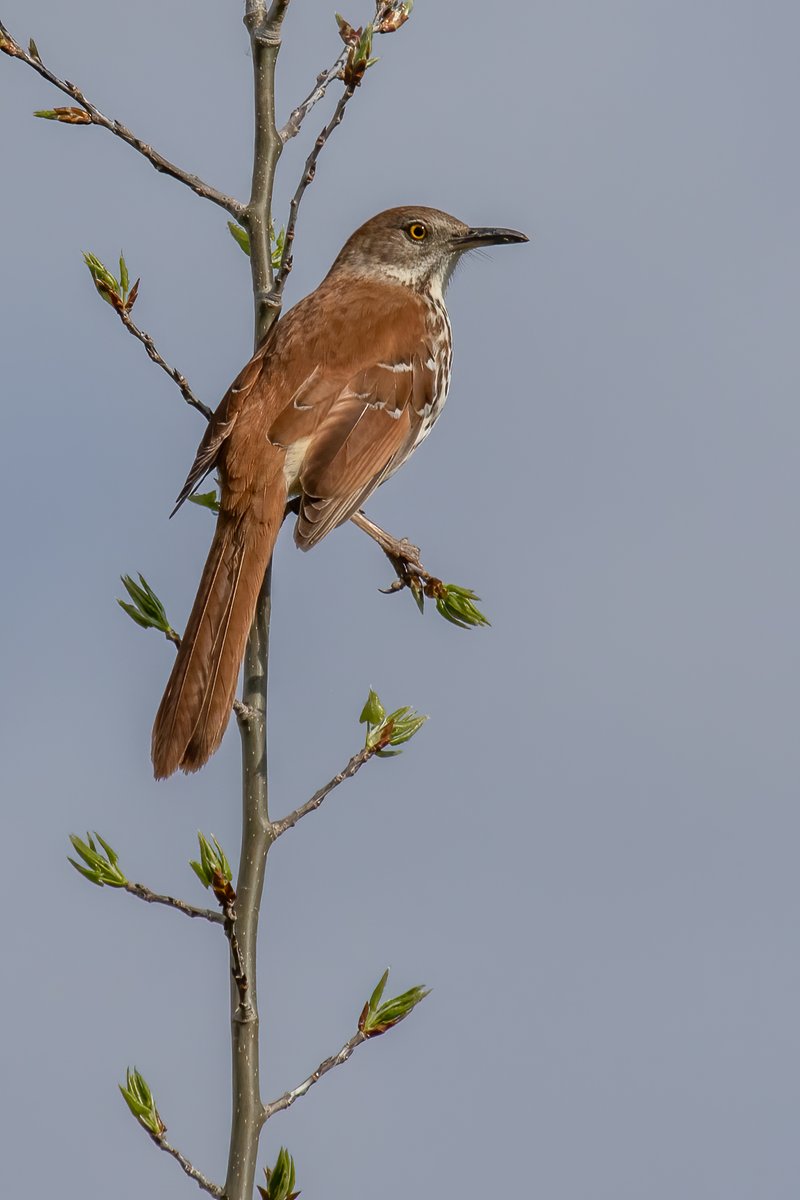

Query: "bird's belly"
left=410, top=290, right=453, bottom=451
left=410, top=322, right=453, bottom=451
left=415, top=389, right=448, bottom=447
left=282, top=436, right=312, bottom=493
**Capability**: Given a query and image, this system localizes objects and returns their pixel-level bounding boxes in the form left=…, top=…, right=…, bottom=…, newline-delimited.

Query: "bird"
left=152, top=205, right=528, bottom=779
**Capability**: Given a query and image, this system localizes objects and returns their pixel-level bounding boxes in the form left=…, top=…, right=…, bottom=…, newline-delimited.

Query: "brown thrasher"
left=152, top=206, right=527, bottom=778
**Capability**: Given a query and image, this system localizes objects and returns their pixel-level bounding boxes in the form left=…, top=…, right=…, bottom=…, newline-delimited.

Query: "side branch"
left=117, top=309, right=213, bottom=421
left=279, top=3, right=413, bottom=143
left=279, top=49, right=347, bottom=142
left=272, top=747, right=374, bottom=838
left=0, top=22, right=244, bottom=219
left=269, top=82, right=357, bottom=303
left=151, top=1135, right=224, bottom=1198
left=265, top=0, right=292, bottom=28
left=222, top=899, right=254, bottom=1020
left=125, top=882, right=223, bottom=925
left=262, top=1033, right=366, bottom=1123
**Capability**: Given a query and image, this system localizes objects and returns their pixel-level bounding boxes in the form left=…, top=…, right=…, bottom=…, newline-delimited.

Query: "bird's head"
left=331, top=205, right=528, bottom=295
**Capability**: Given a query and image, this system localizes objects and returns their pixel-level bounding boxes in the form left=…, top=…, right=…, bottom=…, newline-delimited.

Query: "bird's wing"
left=170, top=341, right=272, bottom=517
left=171, top=278, right=439, bottom=543
left=272, top=350, right=437, bottom=549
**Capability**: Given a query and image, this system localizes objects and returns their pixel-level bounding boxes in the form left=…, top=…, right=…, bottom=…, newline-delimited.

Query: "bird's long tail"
left=151, top=492, right=284, bottom=779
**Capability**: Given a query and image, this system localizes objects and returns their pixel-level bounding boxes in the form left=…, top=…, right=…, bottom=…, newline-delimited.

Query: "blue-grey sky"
left=3, top=2, right=800, bottom=1196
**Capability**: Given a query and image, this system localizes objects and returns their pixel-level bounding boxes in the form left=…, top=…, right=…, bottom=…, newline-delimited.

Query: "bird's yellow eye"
left=407, top=222, right=427, bottom=241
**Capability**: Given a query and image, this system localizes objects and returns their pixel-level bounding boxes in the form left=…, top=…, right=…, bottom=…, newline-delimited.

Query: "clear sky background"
left=2, top=2, right=800, bottom=1196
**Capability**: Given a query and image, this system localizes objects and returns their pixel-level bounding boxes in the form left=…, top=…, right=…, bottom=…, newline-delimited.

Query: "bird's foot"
left=377, top=537, right=446, bottom=604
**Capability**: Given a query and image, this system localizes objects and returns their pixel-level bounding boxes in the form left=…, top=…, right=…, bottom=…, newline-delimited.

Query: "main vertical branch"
left=227, top=566, right=275, bottom=1200
left=245, top=0, right=288, bottom=347
left=226, top=3, right=289, bottom=1199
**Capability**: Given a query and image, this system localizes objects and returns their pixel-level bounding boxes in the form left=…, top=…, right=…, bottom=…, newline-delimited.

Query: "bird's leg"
left=283, top=500, right=445, bottom=600
left=349, top=510, right=447, bottom=601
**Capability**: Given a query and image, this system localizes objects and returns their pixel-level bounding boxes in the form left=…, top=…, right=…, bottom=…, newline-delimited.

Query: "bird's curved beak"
left=452, top=227, right=529, bottom=249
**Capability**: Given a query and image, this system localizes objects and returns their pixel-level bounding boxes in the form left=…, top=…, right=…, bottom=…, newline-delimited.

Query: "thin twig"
left=272, top=747, right=374, bottom=838
left=269, top=82, right=357, bottom=303
left=266, top=0, right=292, bottom=29
left=279, top=49, right=348, bottom=142
left=222, top=901, right=254, bottom=1020
left=151, top=1135, right=224, bottom=1198
left=261, top=1032, right=366, bottom=1124
left=277, top=2, right=410, bottom=144
left=0, top=21, right=244, bottom=220
left=116, top=308, right=212, bottom=421
left=124, top=882, right=224, bottom=925
left=234, top=699, right=259, bottom=723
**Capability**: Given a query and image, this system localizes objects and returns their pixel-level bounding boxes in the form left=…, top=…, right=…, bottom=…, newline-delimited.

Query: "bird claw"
left=377, top=538, right=446, bottom=604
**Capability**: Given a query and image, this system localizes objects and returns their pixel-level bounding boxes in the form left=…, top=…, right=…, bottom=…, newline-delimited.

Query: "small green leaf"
left=359, top=688, right=386, bottom=726
left=259, top=1147, right=299, bottom=1200
left=119, top=252, right=129, bottom=298
left=227, top=221, right=251, bottom=257
left=189, top=859, right=208, bottom=887
left=355, top=23, right=373, bottom=61
left=83, top=250, right=121, bottom=301
left=435, top=583, right=490, bottom=629
left=188, top=490, right=221, bottom=515
left=117, top=574, right=173, bottom=637
left=190, top=832, right=232, bottom=889
left=270, top=221, right=286, bottom=271
left=119, top=1067, right=165, bottom=1136
left=94, top=832, right=118, bottom=864
left=33, top=109, right=57, bottom=119
left=368, top=968, right=389, bottom=1012
left=212, top=837, right=232, bottom=880
left=68, top=832, right=128, bottom=888
left=359, top=968, right=429, bottom=1037
left=117, top=600, right=151, bottom=629
left=68, top=858, right=104, bottom=886
left=363, top=700, right=427, bottom=752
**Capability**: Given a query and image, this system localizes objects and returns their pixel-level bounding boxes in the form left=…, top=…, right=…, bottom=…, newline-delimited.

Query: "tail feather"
left=152, top=498, right=282, bottom=779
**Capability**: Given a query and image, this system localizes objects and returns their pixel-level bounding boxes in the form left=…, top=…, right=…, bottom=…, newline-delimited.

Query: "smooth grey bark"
left=224, top=3, right=287, bottom=1197
left=226, top=566, right=275, bottom=1200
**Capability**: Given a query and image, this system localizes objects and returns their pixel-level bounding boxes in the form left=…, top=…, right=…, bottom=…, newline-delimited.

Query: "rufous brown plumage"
left=152, top=206, right=527, bottom=778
